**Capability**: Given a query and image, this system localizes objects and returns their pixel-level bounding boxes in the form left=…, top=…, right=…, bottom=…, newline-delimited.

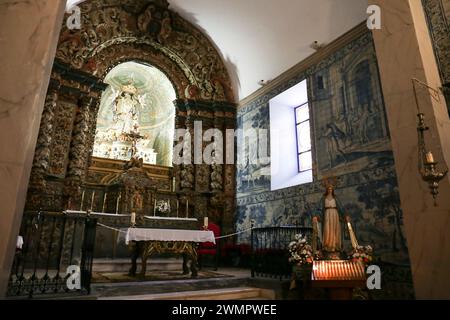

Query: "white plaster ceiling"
left=67, top=0, right=369, bottom=101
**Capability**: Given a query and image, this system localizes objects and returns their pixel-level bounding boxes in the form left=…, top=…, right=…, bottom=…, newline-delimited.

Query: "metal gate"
left=7, top=211, right=97, bottom=298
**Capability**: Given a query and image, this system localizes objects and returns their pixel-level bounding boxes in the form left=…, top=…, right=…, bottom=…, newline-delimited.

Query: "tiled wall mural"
left=236, top=31, right=411, bottom=267
left=422, top=0, right=450, bottom=114
left=236, top=103, right=271, bottom=194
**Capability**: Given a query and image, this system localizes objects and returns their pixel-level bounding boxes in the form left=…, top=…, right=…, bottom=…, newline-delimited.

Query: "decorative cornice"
left=239, top=22, right=368, bottom=107
left=174, top=99, right=237, bottom=114
left=53, top=60, right=108, bottom=93
left=236, top=163, right=397, bottom=205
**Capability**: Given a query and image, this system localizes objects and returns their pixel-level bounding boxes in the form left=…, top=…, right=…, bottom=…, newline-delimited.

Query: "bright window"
left=269, top=79, right=313, bottom=191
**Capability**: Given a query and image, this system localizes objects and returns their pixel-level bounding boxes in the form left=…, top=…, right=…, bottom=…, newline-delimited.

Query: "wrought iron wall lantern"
left=412, top=78, right=448, bottom=206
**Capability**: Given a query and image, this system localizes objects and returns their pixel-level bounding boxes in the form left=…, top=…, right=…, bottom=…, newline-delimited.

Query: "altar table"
left=119, top=228, right=216, bottom=278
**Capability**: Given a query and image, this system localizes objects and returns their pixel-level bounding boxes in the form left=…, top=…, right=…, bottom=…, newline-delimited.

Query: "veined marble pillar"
left=370, top=0, right=450, bottom=299
left=0, top=0, right=67, bottom=297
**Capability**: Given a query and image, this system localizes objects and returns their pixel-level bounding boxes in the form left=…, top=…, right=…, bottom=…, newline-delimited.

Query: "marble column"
left=370, top=0, right=450, bottom=299
left=0, top=0, right=67, bottom=297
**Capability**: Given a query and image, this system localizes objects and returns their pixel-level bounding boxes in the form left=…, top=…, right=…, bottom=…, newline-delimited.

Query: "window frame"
left=294, top=102, right=312, bottom=173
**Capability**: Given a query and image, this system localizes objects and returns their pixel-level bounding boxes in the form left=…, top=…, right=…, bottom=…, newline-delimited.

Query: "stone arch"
left=57, top=0, right=235, bottom=103
left=91, top=43, right=191, bottom=100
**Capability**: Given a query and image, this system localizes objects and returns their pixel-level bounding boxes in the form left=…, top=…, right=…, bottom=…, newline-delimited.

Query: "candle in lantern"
left=102, top=193, right=107, bottom=213
left=80, top=190, right=85, bottom=211
left=204, top=217, right=209, bottom=229
left=426, top=151, right=435, bottom=164
left=131, top=212, right=136, bottom=225
left=90, top=191, right=96, bottom=211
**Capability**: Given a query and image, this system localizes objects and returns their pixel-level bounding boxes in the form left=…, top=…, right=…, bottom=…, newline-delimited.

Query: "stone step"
left=92, top=275, right=250, bottom=298
left=99, top=287, right=275, bottom=300
left=93, top=258, right=183, bottom=273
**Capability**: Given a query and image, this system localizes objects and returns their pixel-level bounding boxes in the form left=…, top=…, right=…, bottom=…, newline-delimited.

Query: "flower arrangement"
left=288, top=234, right=314, bottom=266
left=155, top=200, right=171, bottom=214
left=349, top=245, right=373, bottom=265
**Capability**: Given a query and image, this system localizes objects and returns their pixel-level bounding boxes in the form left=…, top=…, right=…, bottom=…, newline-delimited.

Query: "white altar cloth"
left=120, top=228, right=216, bottom=245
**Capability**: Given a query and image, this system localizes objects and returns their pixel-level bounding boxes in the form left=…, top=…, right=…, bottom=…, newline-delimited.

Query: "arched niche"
left=93, top=61, right=176, bottom=167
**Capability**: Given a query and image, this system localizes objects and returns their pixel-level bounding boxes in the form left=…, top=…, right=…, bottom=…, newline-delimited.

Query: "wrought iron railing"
left=251, top=226, right=312, bottom=280
left=7, top=211, right=97, bottom=298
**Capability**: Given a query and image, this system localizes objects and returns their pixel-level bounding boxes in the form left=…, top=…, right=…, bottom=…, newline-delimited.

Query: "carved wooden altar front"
left=130, top=241, right=199, bottom=277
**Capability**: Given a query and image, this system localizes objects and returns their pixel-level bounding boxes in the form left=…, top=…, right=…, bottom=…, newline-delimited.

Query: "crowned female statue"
left=315, top=183, right=348, bottom=258
left=113, top=89, right=140, bottom=134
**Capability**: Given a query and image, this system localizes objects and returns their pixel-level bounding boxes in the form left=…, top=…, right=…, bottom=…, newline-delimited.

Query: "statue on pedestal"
left=314, top=182, right=348, bottom=259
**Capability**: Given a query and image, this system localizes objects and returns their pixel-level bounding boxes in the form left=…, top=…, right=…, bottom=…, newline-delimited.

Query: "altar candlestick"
left=186, top=200, right=189, bottom=218
left=80, top=190, right=85, bottom=211
left=204, top=217, right=209, bottom=229
left=176, top=200, right=179, bottom=218
left=131, top=212, right=136, bottom=226
left=154, top=199, right=157, bottom=216
left=90, top=191, right=96, bottom=211
left=102, top=193, right=107, bottom=213
left=116, top=194, right=121, bottom=214
left=172, top=177, right=176, bottom=192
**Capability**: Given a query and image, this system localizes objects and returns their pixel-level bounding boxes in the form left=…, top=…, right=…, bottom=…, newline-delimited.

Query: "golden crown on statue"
left=321, top=175, right=339, bottom=189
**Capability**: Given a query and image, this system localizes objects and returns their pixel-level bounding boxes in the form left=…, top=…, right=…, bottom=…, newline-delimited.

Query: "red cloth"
left=198, top=222, right=220, bottom=255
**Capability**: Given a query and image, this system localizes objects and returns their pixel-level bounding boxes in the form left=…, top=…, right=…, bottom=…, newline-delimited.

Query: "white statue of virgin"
left=315, top=185, right=348, bottom=254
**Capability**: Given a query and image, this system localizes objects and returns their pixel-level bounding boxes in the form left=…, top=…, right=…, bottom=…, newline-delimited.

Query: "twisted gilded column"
left=29, top=87, right=59, bottom=190
left=85, top=98, right=100, bottom=169
left=180, top=117, right=195, bottom=190
left=65, top=96, right=94, bottom=192
left=210, top=117, right=225, bottom=193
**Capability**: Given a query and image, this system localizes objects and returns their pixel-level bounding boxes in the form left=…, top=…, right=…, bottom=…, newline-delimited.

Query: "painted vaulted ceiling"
left=66, top=0, right=368, bottom=101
